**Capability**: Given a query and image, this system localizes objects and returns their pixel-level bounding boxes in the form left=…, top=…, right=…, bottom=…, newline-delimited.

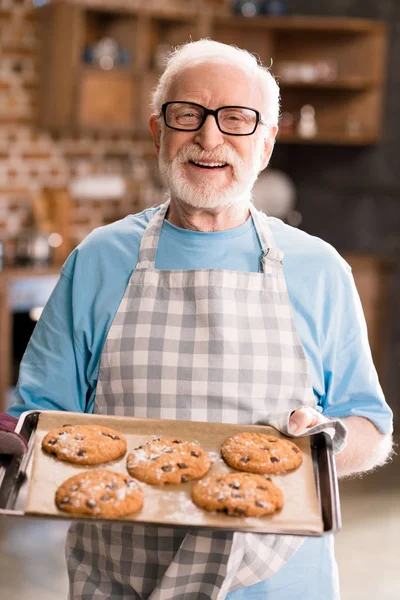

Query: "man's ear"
left=150, top=115, right=161, bottom=155
left=260, top=125, right=278, bottom=170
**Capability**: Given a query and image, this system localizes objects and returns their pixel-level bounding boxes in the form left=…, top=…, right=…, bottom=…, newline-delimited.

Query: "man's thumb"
left=288, top=409, right=311, bottom=434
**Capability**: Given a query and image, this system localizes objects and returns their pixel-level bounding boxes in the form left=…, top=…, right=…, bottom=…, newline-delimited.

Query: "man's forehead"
left=166, top=61, right=263, bottom=108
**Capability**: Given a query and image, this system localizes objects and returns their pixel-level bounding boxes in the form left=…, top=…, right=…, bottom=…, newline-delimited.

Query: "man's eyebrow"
left=173, top=99, right=203, bottom=104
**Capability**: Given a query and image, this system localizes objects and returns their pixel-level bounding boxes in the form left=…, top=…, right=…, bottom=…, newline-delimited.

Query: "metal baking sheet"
left=0, top=410, right=341, bottom=535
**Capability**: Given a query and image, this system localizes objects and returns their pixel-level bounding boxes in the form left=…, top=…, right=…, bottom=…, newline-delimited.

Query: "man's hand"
left=0, top=413, right=27, bottom=455
left=288, top=409, right=393, bottom=477
left=288, top=407, right=328, bottom=435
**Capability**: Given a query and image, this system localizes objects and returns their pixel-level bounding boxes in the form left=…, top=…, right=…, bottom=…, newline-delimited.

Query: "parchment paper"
left=26, top=411, right=324, bottom=535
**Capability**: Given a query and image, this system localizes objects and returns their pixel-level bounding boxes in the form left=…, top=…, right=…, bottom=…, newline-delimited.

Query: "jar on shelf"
left=233, top=0, right=261, bottom=17
left=260, top=0, right=288, bottom=15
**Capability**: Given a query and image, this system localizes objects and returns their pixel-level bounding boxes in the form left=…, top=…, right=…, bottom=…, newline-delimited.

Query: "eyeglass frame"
left=160, top=101, right=268, bottom=137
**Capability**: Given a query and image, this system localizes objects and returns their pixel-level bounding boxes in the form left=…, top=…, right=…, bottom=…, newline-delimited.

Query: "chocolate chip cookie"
left=221, top=432, right=302, bottom=475
left=42, top=424, right=127, bottom=465
left=55, top=469, right=143, bottom=518
left=192, top=472, right=284, bottom=517
left=126, top=438, right=211, bottom=485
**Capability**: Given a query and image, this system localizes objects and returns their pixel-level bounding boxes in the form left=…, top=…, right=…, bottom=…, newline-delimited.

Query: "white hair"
left=151, top=39, right=280, bottom=126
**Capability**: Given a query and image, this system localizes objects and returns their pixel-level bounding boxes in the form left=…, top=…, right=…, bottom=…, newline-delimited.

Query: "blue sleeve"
left=319, top=257, right=393, bottom=434
left=8, top=270, right=92, bottom=418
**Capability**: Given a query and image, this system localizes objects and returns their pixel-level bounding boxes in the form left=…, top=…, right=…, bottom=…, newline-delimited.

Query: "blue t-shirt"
left=9, top=207, right=393, bottom=435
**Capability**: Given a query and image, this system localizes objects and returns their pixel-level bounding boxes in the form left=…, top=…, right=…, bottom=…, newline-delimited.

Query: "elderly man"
left=1, top=40, right=393, bottom=600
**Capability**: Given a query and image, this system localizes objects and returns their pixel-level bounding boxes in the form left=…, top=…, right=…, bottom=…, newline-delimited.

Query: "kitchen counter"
left=0, top=266, right=62, bottom=279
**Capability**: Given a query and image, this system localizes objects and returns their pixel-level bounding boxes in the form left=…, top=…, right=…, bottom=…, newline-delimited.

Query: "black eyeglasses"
left=161, top=101, right=267, bottom=136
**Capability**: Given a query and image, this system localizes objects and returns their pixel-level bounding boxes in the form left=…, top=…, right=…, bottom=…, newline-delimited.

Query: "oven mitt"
left=0, top=413, right=27, bottom=455
left=258, top=407, right=348, bottom=454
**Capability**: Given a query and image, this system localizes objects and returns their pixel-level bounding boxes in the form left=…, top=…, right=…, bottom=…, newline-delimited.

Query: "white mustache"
left=174, top=144, right=243, bottom=169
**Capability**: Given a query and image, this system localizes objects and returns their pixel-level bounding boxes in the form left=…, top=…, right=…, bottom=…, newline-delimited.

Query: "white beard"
left=158, top=139, right=264, bottom=211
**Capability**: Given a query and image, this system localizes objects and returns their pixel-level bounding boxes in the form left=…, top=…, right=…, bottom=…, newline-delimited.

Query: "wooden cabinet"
left=37, top=3, right=388, bottom=145
left=78, top=67, right=136, bottom=130
left=343, top=254, right=394, bottom=392
left=211, top=15, right=387, bottom=145
left=37, top=3, right=203, bottom=135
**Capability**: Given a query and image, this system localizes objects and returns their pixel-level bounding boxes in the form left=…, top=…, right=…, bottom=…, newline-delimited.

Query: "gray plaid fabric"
left=66, top=200, right=347, bottom=599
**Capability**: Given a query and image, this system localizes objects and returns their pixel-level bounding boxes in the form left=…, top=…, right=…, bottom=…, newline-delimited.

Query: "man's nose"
left=193, top=114, right=224, bottom=150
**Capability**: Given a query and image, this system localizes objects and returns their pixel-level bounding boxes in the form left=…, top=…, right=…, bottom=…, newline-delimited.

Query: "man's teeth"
left=191, top=160, right=227, bottom=168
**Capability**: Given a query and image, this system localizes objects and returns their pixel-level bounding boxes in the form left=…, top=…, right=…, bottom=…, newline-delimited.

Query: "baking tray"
left=0, top=410, right=341, bottom=534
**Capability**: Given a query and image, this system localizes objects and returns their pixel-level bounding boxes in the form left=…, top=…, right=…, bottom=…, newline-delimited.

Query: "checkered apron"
left=66, top=201, right=347, bottom=600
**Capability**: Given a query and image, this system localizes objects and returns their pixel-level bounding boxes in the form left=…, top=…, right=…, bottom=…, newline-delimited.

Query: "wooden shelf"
left=80, top=64, right=134, bottom=76
left=213, top=14, right=385, bottom=33
left=149, top=12, right=198, bottom=23
left=37, top=3, right=388, bottom=146
left=278, top=76, right=380, bottom=91
left=277, top=133, right=378, bottom=145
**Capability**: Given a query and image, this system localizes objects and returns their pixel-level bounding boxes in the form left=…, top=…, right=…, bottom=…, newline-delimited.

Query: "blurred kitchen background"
left=0, top=0, right=399, bottom=598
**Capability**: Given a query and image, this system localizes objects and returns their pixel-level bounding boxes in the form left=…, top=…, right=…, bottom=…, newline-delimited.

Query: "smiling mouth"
left=188, top=160, right=229, bottom=169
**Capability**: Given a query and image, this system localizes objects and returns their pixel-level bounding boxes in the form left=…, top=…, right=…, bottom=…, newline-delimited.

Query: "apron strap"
left=249, top=203, right=284, bottom=269
left=136, top=200, right=170, bottom=269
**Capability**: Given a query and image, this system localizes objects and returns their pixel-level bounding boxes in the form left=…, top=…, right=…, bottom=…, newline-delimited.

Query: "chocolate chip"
left=86, top=499, right=96, bottom=509
left=68, top=484, right=80, bottom=491
left=47, top=439, right=57, bottom=445
left=234, top=507, right=245, bottom=515
left=60, top=496, right=71, bottom=505
left=292, top=447, right=300, bottom=453
left=229, top=482, right=240, bottom=489
left=256, top=486, right=267, bottom=490
left=177, top=463, right=188, bottom=469
left=106, top=482, right=117, bottom=490
left=231, top=493, right=241, bottom=498
left=161, top=465, right=172, bottom=472
left=217, top=507, right=229, bottom=514
left=77, top=449, right=86, bottom=457
left=181, top=474, right=189, bottom=483
left=173, top=440, right=181, bottom=444
left=75, top=434, right=84, bottom=440
left=102, top=433, right=120, bottom=440
left=134, top=445, right=143, bottom=450
left=62, top=424, right=72, bottom=427
left=270, top=457, right=279, bottom=463
left=240, top=456, right=250, bottom=463
left=58, top=431, right=67, bottom=436
left=191, top=451, right=199, bottom=457
left=100, top=495, right=111, bottom=502
left=255, top=501, right=266, bottom=508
